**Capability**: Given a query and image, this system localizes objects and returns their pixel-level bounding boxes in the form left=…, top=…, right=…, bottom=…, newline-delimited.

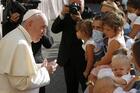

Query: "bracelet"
left=86, top=80, right=94, bottom=86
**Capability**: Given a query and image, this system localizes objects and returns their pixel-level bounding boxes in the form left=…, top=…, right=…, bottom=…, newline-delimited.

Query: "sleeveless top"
left=82, top=38, right=104, bottom=53
left=82, top=38, right=105, bottom=62
left=108, top=32, right=126, bottom=48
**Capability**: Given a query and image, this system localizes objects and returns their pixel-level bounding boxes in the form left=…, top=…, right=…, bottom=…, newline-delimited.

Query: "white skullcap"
left=22, top=9, right=48, bottom=25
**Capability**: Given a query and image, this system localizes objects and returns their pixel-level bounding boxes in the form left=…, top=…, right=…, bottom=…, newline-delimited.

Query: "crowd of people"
left=82, top=0, right=140, bottom=93
left=52, top=0, right=140, bottom=92
left=0, top=0, right=140, bottom=93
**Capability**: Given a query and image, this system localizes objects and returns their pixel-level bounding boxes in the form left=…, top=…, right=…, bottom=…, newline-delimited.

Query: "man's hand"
left=70, top=11, right=82, bottom=22
left=61, top=5, right=69, bottom=16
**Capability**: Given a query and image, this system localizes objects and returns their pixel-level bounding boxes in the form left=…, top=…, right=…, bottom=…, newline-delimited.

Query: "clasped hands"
left=41, top=59, right=58, bottom=75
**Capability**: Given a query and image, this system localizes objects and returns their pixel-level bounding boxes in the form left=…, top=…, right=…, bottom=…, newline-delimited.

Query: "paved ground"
left=42, top=32, right=67, bottom=93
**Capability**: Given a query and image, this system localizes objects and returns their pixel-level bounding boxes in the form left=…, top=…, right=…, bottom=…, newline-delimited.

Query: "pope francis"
left=0, top=9, right=56, bottom=93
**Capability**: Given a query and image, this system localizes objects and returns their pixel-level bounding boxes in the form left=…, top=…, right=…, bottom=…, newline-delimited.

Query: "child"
left=128, top=0, right=140, bottom=39
left=93, top=77, right=137, bottom=93
left=76, top=19, right=95, bottom=78
left=94, top=11, right=126, bottom=67
left=127, top=0, right=138, bottom=25
left=111, top=54, right=132, bottom=87
left=85, top=51, right=132, bottom=93
left=84, top=11, right=126, bottom=93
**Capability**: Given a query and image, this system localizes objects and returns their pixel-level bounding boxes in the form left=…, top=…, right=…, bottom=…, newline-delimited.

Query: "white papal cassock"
left=0, top=25, right=50, bottom=93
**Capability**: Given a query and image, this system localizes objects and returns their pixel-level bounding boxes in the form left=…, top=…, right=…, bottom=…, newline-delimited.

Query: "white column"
left=0, top=5, right=3, bottom=39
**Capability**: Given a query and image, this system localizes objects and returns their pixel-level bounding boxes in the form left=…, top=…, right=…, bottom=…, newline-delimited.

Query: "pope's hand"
left=42, top=59, right=58, bottom=75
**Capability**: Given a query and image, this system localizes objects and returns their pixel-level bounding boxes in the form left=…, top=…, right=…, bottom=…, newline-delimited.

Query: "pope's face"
left=30, top=16, right=47, bottom=43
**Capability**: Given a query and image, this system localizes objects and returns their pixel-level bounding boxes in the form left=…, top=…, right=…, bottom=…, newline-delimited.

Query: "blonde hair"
left=111, top=54, right=131, bottom=68
left=112, top=48, right=128, bottom=56
left=102, top=11, right=125, bottom=32
left=76, top=19, right=93, bottom=37
left=101, top=1, right=119, bottom=12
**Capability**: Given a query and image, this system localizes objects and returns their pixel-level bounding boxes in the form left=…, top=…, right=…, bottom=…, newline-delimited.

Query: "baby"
left=96, top=54, right=131, bottom=85
left=85, top=48, right=132, bottom=93
left=93, top=77, right=137, bottom=93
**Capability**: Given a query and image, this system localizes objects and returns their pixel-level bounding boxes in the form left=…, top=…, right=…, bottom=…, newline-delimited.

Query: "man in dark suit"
left=51, top=0, right=93, bottom=93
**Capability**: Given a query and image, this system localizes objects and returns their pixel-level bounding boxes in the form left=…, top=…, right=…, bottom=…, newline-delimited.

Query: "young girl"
left=76, top=19, right=95, bottom=78
left=95, top=11, right=126, bottom=67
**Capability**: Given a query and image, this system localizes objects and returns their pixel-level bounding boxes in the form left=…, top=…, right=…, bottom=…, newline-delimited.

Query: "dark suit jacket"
left=51, top=7, right=93, bottom=66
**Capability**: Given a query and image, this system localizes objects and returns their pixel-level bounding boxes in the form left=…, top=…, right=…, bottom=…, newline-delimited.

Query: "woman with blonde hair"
left=100, top=0, right=120, bottom=13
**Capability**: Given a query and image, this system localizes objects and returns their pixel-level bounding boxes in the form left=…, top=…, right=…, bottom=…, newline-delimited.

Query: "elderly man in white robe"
left=0, top=9, right=57, bottom=93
